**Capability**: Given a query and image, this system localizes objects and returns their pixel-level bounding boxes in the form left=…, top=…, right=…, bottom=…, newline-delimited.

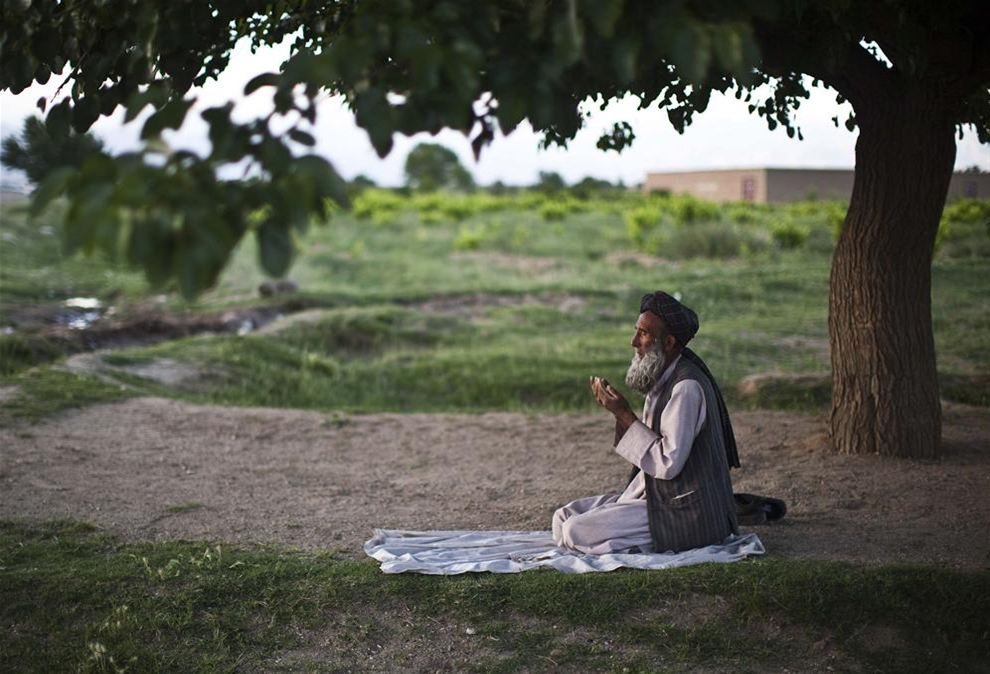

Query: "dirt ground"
left=1, top=397, right=988, bottom=569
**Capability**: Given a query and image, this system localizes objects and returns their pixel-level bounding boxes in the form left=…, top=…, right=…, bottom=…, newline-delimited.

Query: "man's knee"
left=552, top=506, right=570, bottom=544
left=556, top=513, right=590, bottom=549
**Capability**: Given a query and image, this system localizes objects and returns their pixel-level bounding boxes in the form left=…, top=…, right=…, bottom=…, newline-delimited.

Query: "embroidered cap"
left=639, top=291, right=699, bottom=346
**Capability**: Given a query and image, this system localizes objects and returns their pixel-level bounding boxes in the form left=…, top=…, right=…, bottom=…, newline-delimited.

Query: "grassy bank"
left=4, top=254, right=987, bottom=421
left=2, top=520, right=987, bottom=673
left=3, top=194, right=988, bottom=419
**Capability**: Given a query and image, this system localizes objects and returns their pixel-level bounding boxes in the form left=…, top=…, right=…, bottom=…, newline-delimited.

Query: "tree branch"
left=833, top=42, right=898, bottom=110
left=51, top=45, right=92, bottom=102
left=753, top=22, right=892, bottom=110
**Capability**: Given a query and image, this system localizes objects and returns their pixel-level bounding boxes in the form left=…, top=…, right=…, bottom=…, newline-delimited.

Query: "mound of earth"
left=1, top=397, right=987, bottom=569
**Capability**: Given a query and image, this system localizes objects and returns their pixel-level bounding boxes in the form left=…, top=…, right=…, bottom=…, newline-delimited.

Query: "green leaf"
left=494, top=95, right=527, bottom=135
left=30, top=166, right=75, bottom=217
left=282, top=52, right=335, bottom=87
left=141, top=99, right=194, bottom=140
left=177, top=244, right=208, bottom=299
left=244, top=72, right=280, bottom=95
left=63, top=183, right=113, bottom=256
left=580, top=0, right=624, bottom=38
left=354, top=90, right=395, bottom=157
left=142, top=235, right=174, bottom=289
left=258, top=136, right=293, bottom=176
left=528, top=1, right=548, bottom=39
left=611, top=39, right=639, bottom=83
left=736, top=27, right=761, bottom=85
left=669, top=20, right=711, bottom=84
left=551, top=0, right=584, bottom=67
left=712, top=24, right=743, bottom=73
left=202, top=103, right=239, bottom=159
left=125, top=85, right=169, bottom=123
left=295, top=154, right=349, bottom=210
left=126, top=214, right=170, bottom=272
left=45, top=100, right=71, bottom=138
left=257, top=220, right=293, bottom=277
left=288, top=128, right=316, bottom=147
left=35, top=65, right=52, bottom=85
left=72, top=95, right=101, bottom=133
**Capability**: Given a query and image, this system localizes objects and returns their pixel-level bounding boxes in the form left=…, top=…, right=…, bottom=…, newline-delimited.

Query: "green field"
left=2, top=191, right=988, bottom=417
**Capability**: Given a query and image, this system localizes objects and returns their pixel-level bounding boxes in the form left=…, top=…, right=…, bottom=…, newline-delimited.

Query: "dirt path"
left=2, top=397, right=988, bottom=569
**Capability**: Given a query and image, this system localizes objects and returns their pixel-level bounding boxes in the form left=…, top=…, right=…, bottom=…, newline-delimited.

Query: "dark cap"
left=639, top=291, right=699, bottom=346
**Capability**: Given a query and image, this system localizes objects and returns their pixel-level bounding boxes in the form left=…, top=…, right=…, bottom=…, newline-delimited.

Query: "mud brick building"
left=643, top=168, right=990, bottom=203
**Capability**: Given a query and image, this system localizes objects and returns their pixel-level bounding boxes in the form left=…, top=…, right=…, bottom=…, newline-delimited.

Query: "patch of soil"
left=1, top=398, right=988, bottom=569
left=605, top=251, right=681, bottom=269
left=449, top=251, right=561, bottom=273
left=738, top=371, right=990, bottom=408
left=736, top=372, right=831, bottom=398
left=254, top=308, right=341, bottom=336
left=63, top=354, right=203, bottom=387
left=5, top=301, right=309, bottom=355
left=263, top=605, right=508, bottom=673
left=773, top=335, right=831, bottom=358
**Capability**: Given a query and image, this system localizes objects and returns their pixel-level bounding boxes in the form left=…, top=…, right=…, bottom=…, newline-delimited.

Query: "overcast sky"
left=2, top=37, right=988, bottom=189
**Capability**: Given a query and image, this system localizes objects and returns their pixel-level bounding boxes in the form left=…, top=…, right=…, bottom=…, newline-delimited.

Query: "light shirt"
left=615, top=354, right=707, bottom=501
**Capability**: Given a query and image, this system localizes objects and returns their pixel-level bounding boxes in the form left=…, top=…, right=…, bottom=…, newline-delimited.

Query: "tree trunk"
left=828, top=88, right=956, bottom=459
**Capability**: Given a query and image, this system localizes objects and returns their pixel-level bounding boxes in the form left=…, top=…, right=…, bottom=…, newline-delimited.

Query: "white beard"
left=625, top=345, right=667, bottom=394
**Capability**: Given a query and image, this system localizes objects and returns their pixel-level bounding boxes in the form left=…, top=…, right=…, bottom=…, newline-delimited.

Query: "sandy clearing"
left=1, top=397, right=987, bottom=569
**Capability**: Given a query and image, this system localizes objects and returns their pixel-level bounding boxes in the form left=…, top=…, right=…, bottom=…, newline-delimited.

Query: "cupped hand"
left=589, top=376, right=635, bottom=423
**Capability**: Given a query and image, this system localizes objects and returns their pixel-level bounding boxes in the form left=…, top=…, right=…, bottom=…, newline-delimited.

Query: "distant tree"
left=404, top=143, right=474, bottom=192
left=572, top=176, right=618, bottom=199
left=1, top=116, right=105, bottom=186
left=488, top=180, right=510, bottom=196
left=535, top=171, right=566, bottom=194
left=347, top=174, right=377, bottom=196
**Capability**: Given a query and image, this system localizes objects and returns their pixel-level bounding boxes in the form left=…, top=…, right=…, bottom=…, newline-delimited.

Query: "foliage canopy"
left=2, top=0, right=987, bottom=295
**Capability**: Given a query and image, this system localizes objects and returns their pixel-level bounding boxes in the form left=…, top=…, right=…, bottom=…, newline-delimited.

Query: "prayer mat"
left=363, top=530, right=764, bottom=575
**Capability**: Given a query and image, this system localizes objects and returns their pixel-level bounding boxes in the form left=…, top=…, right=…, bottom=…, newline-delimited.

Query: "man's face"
left=631, top=312, right=670, bottom=358
left=625, top=312, right=675, bottom=394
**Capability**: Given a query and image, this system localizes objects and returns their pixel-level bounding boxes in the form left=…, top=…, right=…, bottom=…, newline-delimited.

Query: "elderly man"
left=552, top=291, right=740, bottom=554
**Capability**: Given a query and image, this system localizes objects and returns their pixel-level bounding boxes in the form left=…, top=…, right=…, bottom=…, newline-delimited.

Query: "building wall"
left=643, top=168, right=990, bottom=203
left=948, top=172, right=990, bottom=200
left=642, top=169, right=767, bottom=203
left=764, top=169, right=854, bottom=202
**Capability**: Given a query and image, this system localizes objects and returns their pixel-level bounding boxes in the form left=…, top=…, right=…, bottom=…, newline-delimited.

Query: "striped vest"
left=634, top=357, right=739, bottom=552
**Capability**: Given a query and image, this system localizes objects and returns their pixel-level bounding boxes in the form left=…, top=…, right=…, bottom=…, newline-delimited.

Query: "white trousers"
left=551, top=492, right=654, bottom=555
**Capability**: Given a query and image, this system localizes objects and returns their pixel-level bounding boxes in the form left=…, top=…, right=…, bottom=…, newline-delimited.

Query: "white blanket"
left=364, top=529, right=764, bottom=575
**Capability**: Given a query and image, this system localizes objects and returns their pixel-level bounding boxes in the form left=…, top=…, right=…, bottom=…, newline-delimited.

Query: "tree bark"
left=828, top=87, right=957, bottom=459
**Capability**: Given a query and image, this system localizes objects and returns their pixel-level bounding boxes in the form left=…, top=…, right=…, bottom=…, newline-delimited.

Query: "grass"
left=0, top=201, right=147, bottom=320
left=2, top=194, right=988, bottom=421
left=164, top=502, right=205, bottom=514
left=0, top=368, right=133, bottom=425
left=1, top=520, right=987, bottom=673
left=0, top=333, right=67, bottom=376
left=4, top=253, right=980, bottom=419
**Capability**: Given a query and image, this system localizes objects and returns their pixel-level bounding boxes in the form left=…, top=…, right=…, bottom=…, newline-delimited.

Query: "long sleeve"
left=614, top=379, right=707, bottom=480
